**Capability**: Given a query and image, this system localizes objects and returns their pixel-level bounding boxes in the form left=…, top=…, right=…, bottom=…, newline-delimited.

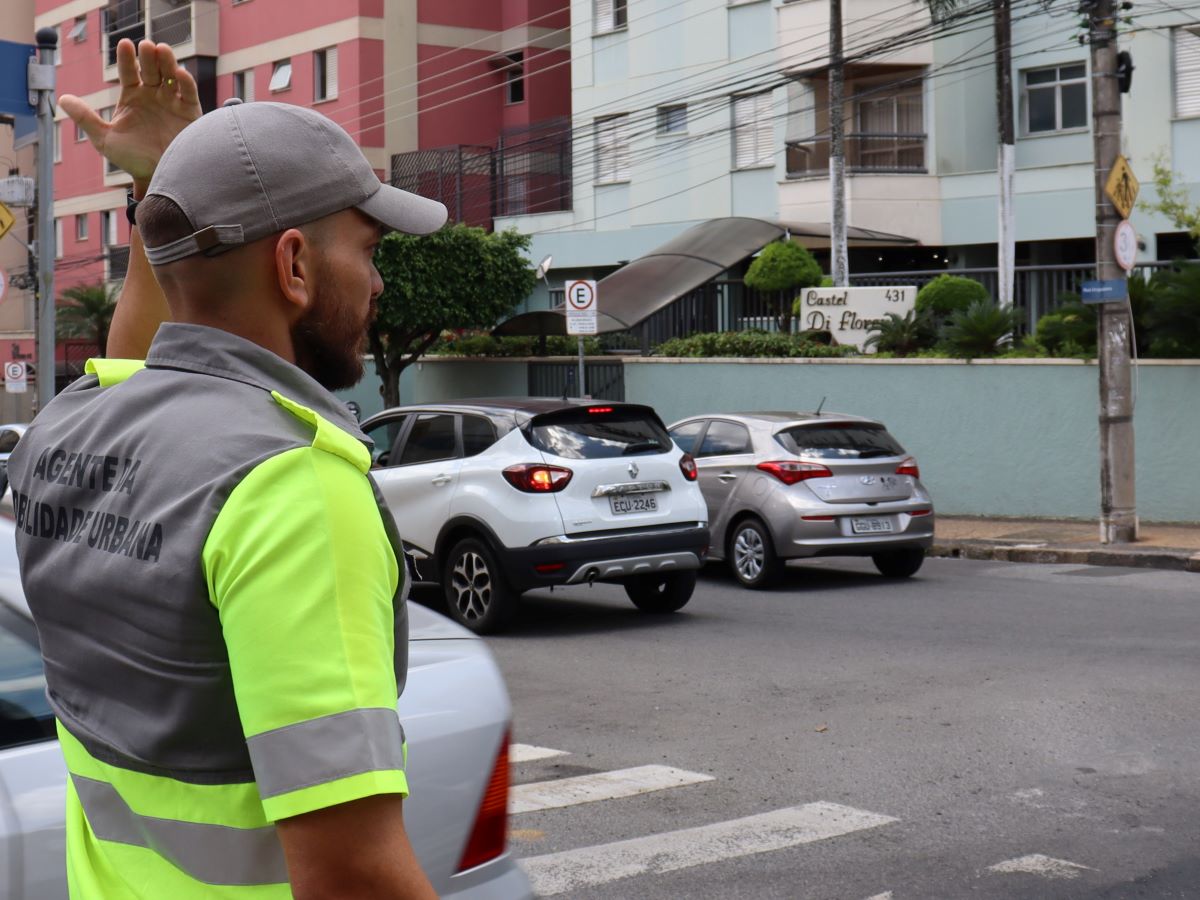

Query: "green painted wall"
left=623, top=359, right=1200, bottom=523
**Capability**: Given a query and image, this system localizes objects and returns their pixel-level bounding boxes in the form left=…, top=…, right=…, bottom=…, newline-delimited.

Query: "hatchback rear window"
left=527, top=406, right=671, bottom=459
left=775, top=423, right=905, bottom=459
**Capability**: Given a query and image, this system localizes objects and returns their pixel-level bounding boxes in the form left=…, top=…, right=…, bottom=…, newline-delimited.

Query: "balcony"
left=103, top=0, right=218, bottom=78
left=785, top=132, right=927, bottom=178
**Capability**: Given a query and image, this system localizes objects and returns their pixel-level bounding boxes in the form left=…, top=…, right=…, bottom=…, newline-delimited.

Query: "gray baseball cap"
left=142, top=101, right=447, bottom=266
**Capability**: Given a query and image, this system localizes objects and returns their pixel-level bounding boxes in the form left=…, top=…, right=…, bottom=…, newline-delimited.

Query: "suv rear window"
left=775, top=423, right=905, bottom=459
left=527, top=406, right=671, bottom=459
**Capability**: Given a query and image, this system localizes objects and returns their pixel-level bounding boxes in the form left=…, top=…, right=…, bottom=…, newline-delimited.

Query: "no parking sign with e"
left=5, top=360, right=26, bottom=394
left=565, top=279, right=598, bottom=335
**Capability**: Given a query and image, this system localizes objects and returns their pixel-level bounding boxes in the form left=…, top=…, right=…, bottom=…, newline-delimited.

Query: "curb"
left=930, top=540, right=1200, bottom=574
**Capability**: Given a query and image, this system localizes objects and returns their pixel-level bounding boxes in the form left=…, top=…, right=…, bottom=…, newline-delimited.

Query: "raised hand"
left=59, top=38, right=202, bottom=195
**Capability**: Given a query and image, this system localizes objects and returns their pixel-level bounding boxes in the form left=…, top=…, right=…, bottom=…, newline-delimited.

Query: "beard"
left=292, top=281, right=372, bottom=391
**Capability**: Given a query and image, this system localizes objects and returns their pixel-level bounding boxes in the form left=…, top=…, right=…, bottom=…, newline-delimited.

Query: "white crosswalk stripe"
left=511, top=764, right=713, bottom=814
left=509, top=743, right=569, bottom=763
left=521, top=801, right=899, bottom=896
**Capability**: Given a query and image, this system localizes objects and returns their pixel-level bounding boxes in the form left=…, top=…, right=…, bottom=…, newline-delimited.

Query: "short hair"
left=136, top=195, right=196, bottom=253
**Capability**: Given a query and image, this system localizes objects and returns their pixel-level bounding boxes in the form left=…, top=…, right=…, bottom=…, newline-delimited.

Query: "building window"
left=1022, top=64, right=1087, bottom=134
left=75, top=120, right=86, bottom=142
left=505, top=53, right=524, bottom=104
left=1174, top=27, right=1200, bottom=118
left=657, top=104, right=687, bottom=135
left=53, top=122, right=61, bottom=163
left=233, top=69, right=254, bottom=103
left=732, top=92, right=774, bottom=169
left=594, top=0, right=627, bottom=34
left=314, top=47, right=338, bottom=102
left=68, top=15, right=87, bottom=42
left=55, top=219, right=63, bottom=259
left=75, top=214, right=89, bottom=242
left=269, top=59, right=292, bottom=93
left=594, top=114, right=631, bottom=184
left=100, top=211, right=116, bottom=247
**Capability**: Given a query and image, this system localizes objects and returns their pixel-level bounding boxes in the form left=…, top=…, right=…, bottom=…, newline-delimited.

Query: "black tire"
left=442, top=537, right=517, bottom=634
left=872, top=548, right=926, bottom=578
left=624, top=571, right=696, bottom=613
left=727, top=517, right=785, bottom=589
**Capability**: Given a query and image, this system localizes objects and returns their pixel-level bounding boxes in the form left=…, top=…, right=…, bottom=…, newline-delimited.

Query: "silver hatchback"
left=667, top=412, right=935, bottom=588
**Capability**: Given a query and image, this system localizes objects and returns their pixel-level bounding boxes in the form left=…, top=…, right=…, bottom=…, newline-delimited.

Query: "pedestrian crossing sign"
left=1104, top=155, right=1139, bottom=220
left=0, top=201, right=14, bottom=242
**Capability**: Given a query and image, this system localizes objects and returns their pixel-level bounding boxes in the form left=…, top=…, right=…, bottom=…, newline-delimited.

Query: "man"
left=9, top=39, right=445, bottom=898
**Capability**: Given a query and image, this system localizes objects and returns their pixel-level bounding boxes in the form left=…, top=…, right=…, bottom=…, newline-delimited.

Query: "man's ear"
left=274, top=228, right=314, bottom=316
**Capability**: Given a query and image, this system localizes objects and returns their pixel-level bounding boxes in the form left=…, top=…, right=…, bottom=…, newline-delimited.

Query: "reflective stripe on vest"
left=71, top=775, right=289, bottom=886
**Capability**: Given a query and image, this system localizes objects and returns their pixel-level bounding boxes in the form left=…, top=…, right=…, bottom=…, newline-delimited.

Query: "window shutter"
left=1175, top=28, right=1200, bottom=117
left=326, top=47, right=338, bottom=100
left=755, top=91, right=774, bottom=166
left=245, top=71, right=255, bottom=102
left=594, top=0, right=613, bottom=33
left=733, top=96, right=754, bottom=168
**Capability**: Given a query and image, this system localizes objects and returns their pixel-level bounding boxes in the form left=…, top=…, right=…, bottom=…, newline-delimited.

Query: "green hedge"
left=653, top=331, right=856, bottom=359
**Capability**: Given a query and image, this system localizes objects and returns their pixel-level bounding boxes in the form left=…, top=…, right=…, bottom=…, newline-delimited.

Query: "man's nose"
left=370, top=265, right=384, bottom=299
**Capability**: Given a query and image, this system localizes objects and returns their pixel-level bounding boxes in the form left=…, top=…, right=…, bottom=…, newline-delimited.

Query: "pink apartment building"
left=34, top=0, right=570, bottom=372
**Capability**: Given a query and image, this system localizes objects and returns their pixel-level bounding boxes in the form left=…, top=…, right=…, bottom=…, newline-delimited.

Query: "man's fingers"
left=58, top=95, right=107, bottom=148
left=115, top=38, right=140, bottom=88
left=138, top=39, right=162, bottom=87
left=175, top=66, right=201, bottom=108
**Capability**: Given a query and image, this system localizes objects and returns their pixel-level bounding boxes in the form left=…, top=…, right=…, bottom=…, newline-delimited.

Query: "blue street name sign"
left=1080, top=278, right=1127, bottom=304
left=0, top=39, right=37, bottom=143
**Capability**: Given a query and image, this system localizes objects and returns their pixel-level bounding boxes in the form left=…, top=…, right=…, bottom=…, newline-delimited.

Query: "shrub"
left=1145, top=262, right=1200, bottom=357
left=431, top=332, right=603, bottom=357
left=744, top=241, right=824, bottom=293
left=915, top=274, right=990, bottom=320
left=653, top=330, right=857, bottom=359
left=1034, top=296, right=1097, bottom=355
left=864, top=310, right=936, bottom=356
left=941, top=300, right=1017, bottom=357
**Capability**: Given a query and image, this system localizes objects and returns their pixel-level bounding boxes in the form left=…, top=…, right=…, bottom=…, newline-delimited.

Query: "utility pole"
left=1087, top=0, right=1137, bottom=543
left=829, top=0, right=848, bottom=287
left=995, top=0, right=1015, bottom=311
left=31, top=27, right=57, bottom=414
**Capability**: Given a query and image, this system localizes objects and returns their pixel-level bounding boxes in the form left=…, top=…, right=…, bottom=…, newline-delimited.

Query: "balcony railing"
left=106, top=245, right=130, bottom=283
left=786, top=133, right=927, bottom=177
left=103, top=4, right=146, bottom=66
left=151, top=5, right=191, bottom=46
left=104, top=2, right=202, bottom=67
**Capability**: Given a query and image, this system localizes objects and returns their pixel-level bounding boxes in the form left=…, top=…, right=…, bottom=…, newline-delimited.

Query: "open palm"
left=59, top=38, right=201, bottom=185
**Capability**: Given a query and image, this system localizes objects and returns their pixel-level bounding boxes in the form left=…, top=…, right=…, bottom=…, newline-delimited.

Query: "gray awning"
left=493, top=217, right=916, bottom=336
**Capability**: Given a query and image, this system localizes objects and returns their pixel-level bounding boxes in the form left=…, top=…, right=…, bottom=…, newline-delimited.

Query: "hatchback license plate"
left=610, top=494, right=658, bottom=515
left=851, top=516, right=894, bottom=534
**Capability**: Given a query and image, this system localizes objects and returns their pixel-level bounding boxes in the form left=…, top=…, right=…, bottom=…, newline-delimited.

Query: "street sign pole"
left=32, top=27, right=57, bottom=414
left=577, top=337, right=585, bottom=399
left=1088, top=0, right=1137, bottom=543
left=565, top=279, right=598, bottom=398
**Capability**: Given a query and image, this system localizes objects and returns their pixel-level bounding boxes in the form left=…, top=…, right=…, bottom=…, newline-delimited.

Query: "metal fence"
left=390, top=145, right=494, bottom=229
left=528, top=361, right=625, bottom=401
left=785, top=133, right=927, bottom=177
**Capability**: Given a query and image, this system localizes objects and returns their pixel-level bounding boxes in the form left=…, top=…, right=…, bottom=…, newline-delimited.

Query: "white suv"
left=362, top=399, right=709, bottom=634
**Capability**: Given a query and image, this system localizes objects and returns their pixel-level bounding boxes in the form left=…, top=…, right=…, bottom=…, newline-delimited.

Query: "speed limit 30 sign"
left=564, top=279, right=597, bottom=335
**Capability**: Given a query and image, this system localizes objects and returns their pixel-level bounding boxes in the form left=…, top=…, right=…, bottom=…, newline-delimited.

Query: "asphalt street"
left=445, top=557, right=1200, bottom=899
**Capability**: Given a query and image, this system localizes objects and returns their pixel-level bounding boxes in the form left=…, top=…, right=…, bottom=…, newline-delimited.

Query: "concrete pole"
left=995, top=0, right=1016, bottom=313
left=33, top=27, right=57, bottom=415
left=829, top=0, right=849, bottom=287
left=1089, top=0, right=1137, bottom=543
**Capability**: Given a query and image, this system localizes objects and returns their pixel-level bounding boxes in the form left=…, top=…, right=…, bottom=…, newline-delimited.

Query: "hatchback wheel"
left=443, top=538, right=516, bottom=634
left=872, top=548, right=926, bottom=578
left=728, top=518, right=784, bottom=588
left=624, top=571, right=696, bottom=613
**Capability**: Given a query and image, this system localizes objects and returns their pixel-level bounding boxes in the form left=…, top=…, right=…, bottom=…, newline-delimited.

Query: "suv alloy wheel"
left=443, top=537, right=516, bottom=635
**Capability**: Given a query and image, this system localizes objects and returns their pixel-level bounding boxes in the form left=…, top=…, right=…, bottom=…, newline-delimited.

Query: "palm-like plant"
left=57, top=283, right=118, bottom=357
left=864, top=310, right=934, bottom=356
left=942, top=299, right=1017, bottom=357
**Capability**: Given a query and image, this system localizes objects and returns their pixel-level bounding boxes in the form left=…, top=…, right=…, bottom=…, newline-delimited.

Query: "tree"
left=1140, top=154, right=1200, bottom=246
left=744, top=240, right=823, bottom=333
left=370, top=224, right=536, bottom=407
left=57, top=282, right=118, bottom=356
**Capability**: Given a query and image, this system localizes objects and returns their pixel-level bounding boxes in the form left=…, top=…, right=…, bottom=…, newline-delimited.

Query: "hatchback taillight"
left=679, top=453, right=698, bottom=481
left=896, top=458, right=921, bottom=479
left=457, top=730, right=510, bottom=872
left=503, top=464, right=573, bottom=492
left=756, top=461, right=833, bottom=485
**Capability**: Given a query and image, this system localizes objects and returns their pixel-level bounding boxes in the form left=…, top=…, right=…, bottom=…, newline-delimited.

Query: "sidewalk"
left=932, top=517, right=1200, bottom=573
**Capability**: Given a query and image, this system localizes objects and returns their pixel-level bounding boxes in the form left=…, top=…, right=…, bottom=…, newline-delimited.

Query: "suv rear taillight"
left=679, top=453, right=698, bottom=481
left=457, top=730, right=510, bottom=872
left=503, top=464, right=573, bottom=492
left=896, top=457, right=920, bottom=478
left=756, top=461, right=833, bottom=485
